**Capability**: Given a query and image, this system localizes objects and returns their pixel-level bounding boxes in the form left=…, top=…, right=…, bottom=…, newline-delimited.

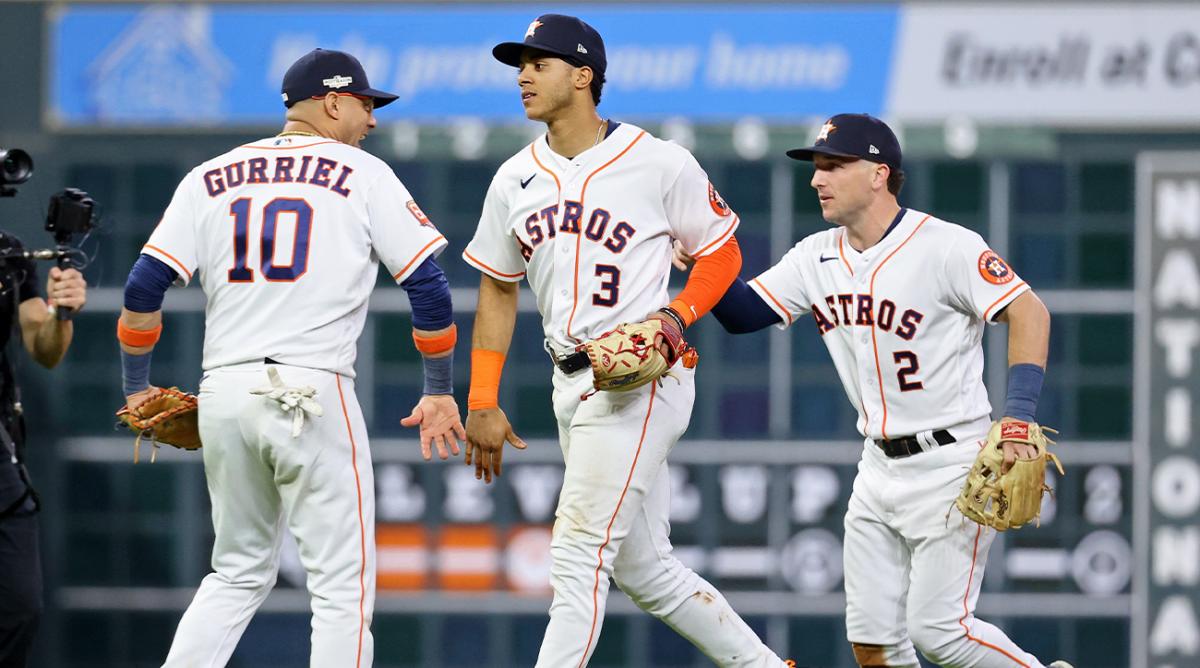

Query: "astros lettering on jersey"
left=749, top=208, right=1029, bottom=440
left=143, top=135, right=446, bottom=376
left=463, top=122, right=739, bottom=345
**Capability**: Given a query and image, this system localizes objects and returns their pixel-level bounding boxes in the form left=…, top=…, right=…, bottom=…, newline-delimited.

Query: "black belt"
left=875, top=429, right=955, bottom=459
left=553, top=350, right=591, bottom=374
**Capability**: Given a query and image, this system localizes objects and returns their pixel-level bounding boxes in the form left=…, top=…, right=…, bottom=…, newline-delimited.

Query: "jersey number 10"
left=227, top=197, right=313, bottom=283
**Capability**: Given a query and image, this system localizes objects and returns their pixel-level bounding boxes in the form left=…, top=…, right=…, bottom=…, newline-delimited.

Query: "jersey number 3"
left=228, top=197, right=313, bottom=282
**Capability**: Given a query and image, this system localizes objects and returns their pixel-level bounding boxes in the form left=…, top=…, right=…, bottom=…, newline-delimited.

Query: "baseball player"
left=461, top=14, right=787, bottom=668
left=115, top=49, right=464, bottom=667
left=678, top=114, right=1073, bottom=668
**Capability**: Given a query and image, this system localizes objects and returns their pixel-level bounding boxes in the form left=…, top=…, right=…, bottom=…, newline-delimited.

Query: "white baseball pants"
left=162, top=363, right=375, bottom=668
left=843, top=420, right=1046, bottom=668
left=535, top=365, right=785, bottom=668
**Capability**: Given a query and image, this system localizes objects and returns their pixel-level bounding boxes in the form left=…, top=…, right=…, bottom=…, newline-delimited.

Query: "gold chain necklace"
left=593, top=120, right=607, bottom=147
left=277, top=130, right=322, bottom=138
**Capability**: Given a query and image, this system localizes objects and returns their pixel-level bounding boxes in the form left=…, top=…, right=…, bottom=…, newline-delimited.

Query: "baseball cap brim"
left=785, top=145, right=865, bottom=162
left=492, top=41, right=575, bottom=67
left=358, top=88, right=398, bottom=109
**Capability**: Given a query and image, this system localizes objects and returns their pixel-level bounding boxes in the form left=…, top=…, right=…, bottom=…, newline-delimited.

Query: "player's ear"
left=323, top=92, right=341, bottom=119
left=575, top=65, right=594, bottom=93
left=874, top=164, right=890, bottom=192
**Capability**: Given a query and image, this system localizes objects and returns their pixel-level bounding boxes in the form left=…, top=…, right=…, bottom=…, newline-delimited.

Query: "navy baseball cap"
left=281, top=48, right=398, bottom=109
left=787, top=114, right=902, bottom=171
left=493, top=14, right=607, bottom=76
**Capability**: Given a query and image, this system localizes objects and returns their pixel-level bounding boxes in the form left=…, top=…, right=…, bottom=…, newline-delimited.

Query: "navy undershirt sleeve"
left=124, top=254, right=178, bottom=312
left=711, top=277, right=783, bottom=334
left=401, top=255, right=453, bottom=331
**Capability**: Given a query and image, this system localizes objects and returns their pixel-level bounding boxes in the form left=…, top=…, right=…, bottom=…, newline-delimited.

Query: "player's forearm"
left=472, top=275, right=519, bottom=353
left=999, top=291, right=1051, bottom=421
left=1001, top=291, right=1050, bottom=368
left=667, top=236, right=742, bottom=326
left=468, top=275, right=519, bottom=410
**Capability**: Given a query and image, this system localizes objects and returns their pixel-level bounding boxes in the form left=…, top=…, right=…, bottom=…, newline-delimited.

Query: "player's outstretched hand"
left=671, top=239, right=695, bottom=271
left=465, top=407, right=526, bottom=484
left=401, top=394, right=465, bottom=461
left=999, top=417, right=1038, bottom=474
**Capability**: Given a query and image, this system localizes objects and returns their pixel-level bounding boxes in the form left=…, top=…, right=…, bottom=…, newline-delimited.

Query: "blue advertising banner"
left=47, top=4, right=898, bottom=127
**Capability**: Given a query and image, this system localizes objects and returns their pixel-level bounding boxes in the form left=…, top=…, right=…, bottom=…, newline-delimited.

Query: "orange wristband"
left=412, top=323, right=457, bottom=355
left=467, top=349, right=505, bottom=410
left=116, top=320, right=163, bottom=347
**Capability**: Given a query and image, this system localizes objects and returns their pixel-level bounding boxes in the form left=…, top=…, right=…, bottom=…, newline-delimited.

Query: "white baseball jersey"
left=463, top=122, right=739, bottom=349
left=143, top=135, right=446, bottom=376
left=750, top=208, right=1029, bottom=440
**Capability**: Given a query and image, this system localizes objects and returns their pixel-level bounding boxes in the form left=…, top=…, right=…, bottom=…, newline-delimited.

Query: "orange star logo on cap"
left=525, top=19, right=543, bottom=38
left=816, top=121, right=836, bottom=142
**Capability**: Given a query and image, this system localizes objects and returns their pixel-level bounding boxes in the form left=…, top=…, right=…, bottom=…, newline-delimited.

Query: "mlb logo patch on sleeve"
left=406, top=200, right=434, bottom=227
left=707, top=182, right=731, bottom=217
left=978, top=249, right=1014, bottom=285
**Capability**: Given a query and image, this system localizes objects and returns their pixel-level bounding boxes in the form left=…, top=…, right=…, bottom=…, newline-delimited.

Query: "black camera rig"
left=0, top=148, right=97, bottom=320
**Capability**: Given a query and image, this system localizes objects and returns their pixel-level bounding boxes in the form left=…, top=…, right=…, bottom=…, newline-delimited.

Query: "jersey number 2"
left=228, top=197, right=313, bottom=282
left=893, top=351, right=923, bottom=391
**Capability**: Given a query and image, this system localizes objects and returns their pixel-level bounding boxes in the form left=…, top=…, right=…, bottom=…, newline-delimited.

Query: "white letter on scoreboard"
left=1153, top=526, right=1200, bottom=586
left=1150, top=595, right=1200, bottom=656
left=1156, top=319, right=1200, bottom=377
left=1156, top=178, right=1200, bottom=239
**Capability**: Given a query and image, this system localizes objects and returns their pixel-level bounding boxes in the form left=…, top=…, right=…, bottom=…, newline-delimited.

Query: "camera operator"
left=0, top=231, right=86, bottom=667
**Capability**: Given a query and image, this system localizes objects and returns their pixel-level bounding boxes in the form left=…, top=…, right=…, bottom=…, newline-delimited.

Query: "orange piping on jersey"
left=838, top=232, right=854, bottom=277
left=567, top=130, right=648, bottom=342
left=463, top=249, right=525, bottom=279
left=867, top=214, right=931, bottom=441
left=529, top=142, right=562, bottom=201
left=390, top=235, right=447, bottom=280
left=960, top=526, right=1031, bottom=667
left=237, top=140, right=341, bottom=151
left=692, top=214, right=740, bottom=257
left=143, top=244, right=192, bottom=281
left=983, top=282, right=1029, bottom=322
left=578, top=381, right=656, bottom=667
left=335, top=375, right=369, bottom=668
left=750, top=278, right=793, bottom=326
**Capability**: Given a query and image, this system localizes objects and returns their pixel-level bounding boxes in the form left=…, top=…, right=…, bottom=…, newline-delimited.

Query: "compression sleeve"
left=401, top=255, right=453, bottom=331
left=711, top=277, right=783, bottom=334
left=668, top=235, right=741, bottom=326
left=124, top=253, right=178, bottom=313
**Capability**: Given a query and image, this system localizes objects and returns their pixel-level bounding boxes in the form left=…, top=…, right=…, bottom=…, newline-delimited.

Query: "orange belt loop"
left=116, top=320, right=163, bottom=347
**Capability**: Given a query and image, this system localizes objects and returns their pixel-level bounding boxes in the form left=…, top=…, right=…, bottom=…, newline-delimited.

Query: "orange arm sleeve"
left=668, top=235, right=742, bottom=327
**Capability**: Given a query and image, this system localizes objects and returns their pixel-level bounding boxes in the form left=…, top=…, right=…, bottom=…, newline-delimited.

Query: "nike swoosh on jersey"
left=819, top=255, right=838, bottom=263
left=520, top=174, right=536, bottom=189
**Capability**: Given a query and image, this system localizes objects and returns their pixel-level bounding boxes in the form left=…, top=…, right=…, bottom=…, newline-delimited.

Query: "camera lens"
left=0, top=149, right=34, bottom=185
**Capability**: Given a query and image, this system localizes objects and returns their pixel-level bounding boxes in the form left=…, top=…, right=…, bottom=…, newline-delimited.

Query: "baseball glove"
left=578, top=316, right=692, bottom=393
left=955, top=420, right=1063, bottom=530
left=115, top=386, right=201, bottom=463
